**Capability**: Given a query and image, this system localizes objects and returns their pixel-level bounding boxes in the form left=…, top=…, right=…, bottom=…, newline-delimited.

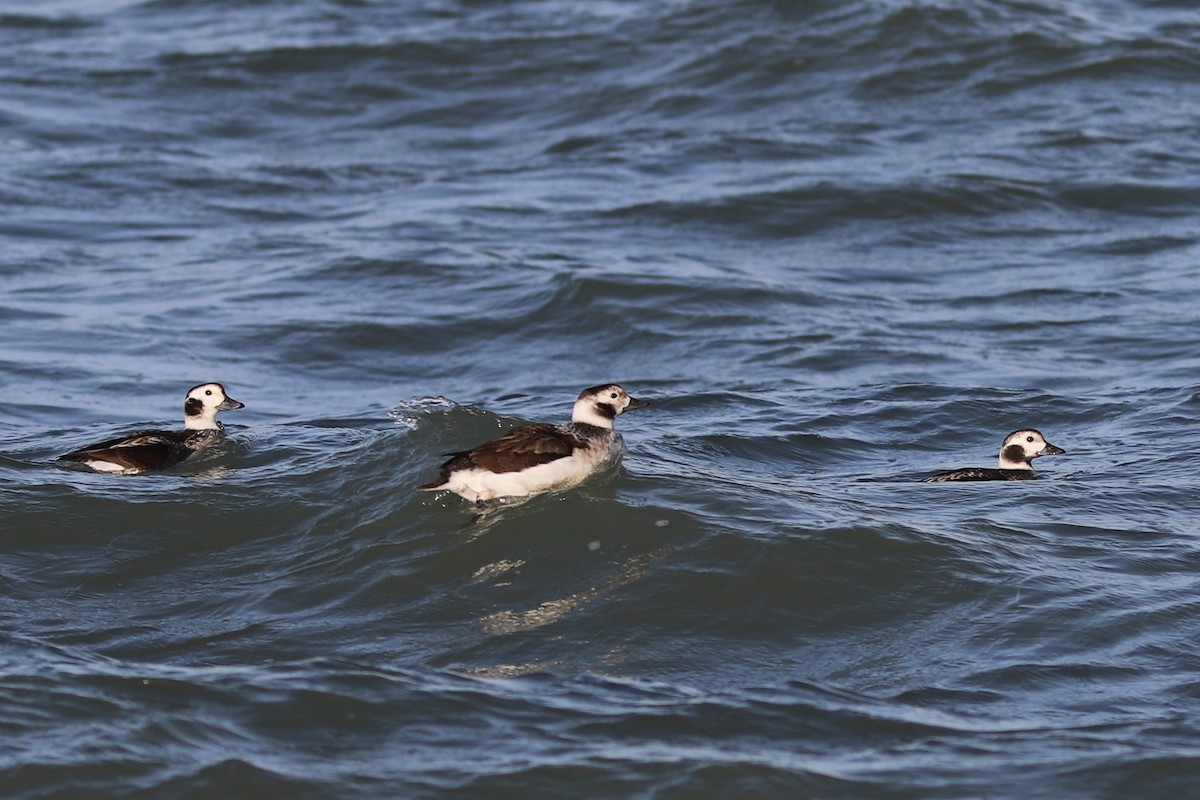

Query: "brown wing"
left=922, top=468, right=1035, bottom=482
left=464, top=423, right=579, bottom=473
left=59, top=430, right=186, bottom=472
left=420, top=423, right=581, bottom=489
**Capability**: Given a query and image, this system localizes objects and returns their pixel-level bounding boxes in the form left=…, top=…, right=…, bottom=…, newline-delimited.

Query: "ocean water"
left=3, top=0, right=1200, bottom=797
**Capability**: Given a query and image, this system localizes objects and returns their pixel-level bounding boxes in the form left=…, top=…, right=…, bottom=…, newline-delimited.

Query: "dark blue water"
left=4, top=1, right=1200, bottom=797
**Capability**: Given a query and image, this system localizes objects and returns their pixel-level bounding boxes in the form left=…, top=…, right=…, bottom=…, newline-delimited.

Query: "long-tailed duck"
left=419, top=383, right=649, bottom=503
left=922, top=428, right=1065, bottom=482
left=58, top=382, right=244, bottom=474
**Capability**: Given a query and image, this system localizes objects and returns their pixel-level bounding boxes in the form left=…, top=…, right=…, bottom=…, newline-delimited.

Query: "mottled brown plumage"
left=58, top=382, right=244, bottom=474
left=59, top=430, right=214, bottom=473
left=421, top=423, right=594, bottom=488
left=419, top=383, right=648, bottom=502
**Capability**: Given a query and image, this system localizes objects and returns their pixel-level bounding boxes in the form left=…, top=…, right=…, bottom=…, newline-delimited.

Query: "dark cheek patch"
left=1002, top=443, right=1027, bottom=463
left=594, top=403, right=618, bottom=420
left=185, top=398, right=204, bottom=417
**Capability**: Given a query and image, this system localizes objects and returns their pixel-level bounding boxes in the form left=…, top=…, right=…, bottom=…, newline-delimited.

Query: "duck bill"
left=1039, top=443, right=1065, bottom=456
left=218, top=397, right=245, bottom=411
left=625, top=397, right=650, bottom=410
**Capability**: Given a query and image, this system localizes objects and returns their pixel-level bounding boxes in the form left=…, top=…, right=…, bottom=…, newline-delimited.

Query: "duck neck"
left=571, top=400, right=616, bottom=429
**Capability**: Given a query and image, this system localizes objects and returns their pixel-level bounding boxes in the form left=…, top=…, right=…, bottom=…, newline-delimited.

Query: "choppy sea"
left=4, top=0, right=1200, bottom=797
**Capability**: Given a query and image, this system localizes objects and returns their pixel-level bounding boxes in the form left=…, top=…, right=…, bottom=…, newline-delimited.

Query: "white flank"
left=441, top=435, right=623, bottom=502
left=82, top=459, right=133, bottom=474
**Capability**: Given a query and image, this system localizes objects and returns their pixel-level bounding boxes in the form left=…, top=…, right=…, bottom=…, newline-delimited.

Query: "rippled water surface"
left=4, top=0, right=1200, bottom=797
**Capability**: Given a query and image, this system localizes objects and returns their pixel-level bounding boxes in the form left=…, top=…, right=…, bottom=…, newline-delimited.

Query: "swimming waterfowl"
left=58, top=382, right=244, bottom=474
left=923, top=428, right=1065, bottom=482
left=419, top=383, right=649, bottom=502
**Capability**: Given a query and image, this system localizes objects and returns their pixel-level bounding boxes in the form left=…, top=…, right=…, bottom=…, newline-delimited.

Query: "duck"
left=58, top=382, right=244, bottom=474
left=419, top=383, right=649, bottom=502
left=922, top=428, right=1065, bottom=482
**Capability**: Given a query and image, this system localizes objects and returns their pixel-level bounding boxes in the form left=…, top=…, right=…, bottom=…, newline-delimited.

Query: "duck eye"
left=1026, top=436, right=1034, bottom=442
left=205, top=390, right=213, bottom=396
left=610, top=392, right=618, bottom=399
